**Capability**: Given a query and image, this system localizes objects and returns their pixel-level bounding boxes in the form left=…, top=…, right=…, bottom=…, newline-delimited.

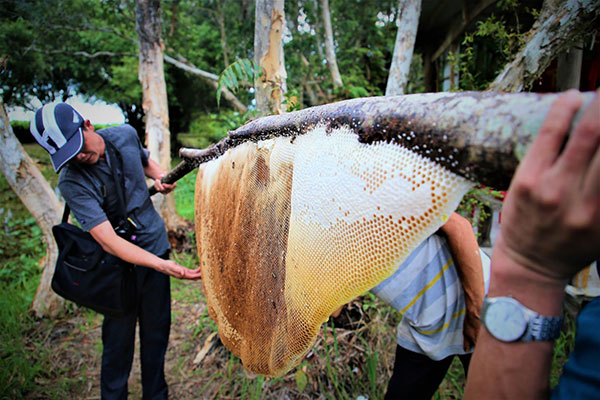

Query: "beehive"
left=194, top=124, right=473, bottom=376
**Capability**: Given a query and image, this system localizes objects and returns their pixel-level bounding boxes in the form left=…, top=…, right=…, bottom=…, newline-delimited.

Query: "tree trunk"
left=311, top=0, right=326, bottom=61
left=135, top=0, right=183, bottom=229
left=215, top=1, right=230, bottom=68
left=386, top=0, right=422, bottom=95
left=0, top=100, right=64, bottom=318
left=254, top=0, right=288, bottom=115
left=301, top=54, right=319, bottom=106
left=320, top=0, right=343, bottom=89
left=489, top=0, right=599, bottom=92
left=423, top=48, right=438, bottom=92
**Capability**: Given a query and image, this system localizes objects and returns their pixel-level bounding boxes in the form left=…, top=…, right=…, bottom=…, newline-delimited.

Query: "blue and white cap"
left=30, top=103, right=85, bottom=172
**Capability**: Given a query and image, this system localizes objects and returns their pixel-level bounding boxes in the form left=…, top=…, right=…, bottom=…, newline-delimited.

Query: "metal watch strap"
left=522, top=313, right=564, bottom=341
left=482, top=296, right=564, bottom=342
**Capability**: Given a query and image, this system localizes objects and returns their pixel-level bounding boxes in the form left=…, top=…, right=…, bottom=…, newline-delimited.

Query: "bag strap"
left=103, top=139, right=127, bottom=222
left=61, top=138, right=128, bottom=224
left=62, top=203, right=71, bottom=223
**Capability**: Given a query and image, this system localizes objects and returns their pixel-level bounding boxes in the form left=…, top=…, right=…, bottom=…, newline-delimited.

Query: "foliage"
left=10, top=120, right=33, bottom=144
left=283, top=87, right=302, bottom=112
left=327, top=0, right=397, bottom=96
left=163, top=0, right=256, bottom=133
left=2, top=0, right=552, bottom=153
left=173, top=164, right=197, bottom=221
left=0, top=152, right=82, bottom=398
left=0, top=144, right=581, bottom=399
left=2, top=2, right=586, bottom=397
left=176, top=109, right=249, bottom=150
left=281, top=0, right=401, bottom=105
left=0, top=178, right=46, bottom=290
left=551, top=312, right=577, bottom=389
left=216, top=59, right=258, bottom=107
left=343, top=83, right=371, bottom=99
left=406, top=53, right=426, bottom=94
left=1, top=0, right=137, bottom=107
left=456, top=186, right=505, bottom=244
left=9, top=120, right=30, bottom=131
left=450, top=2, right=538, bottom=91
left=1, top=0, right=255, bottom=142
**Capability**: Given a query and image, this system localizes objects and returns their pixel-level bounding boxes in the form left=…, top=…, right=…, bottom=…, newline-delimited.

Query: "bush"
left=177, top=110, right=251, bottom=150
left=10, top=120, right=34, bottom=144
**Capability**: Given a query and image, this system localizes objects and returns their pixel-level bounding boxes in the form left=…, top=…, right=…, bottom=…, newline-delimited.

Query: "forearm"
left=465, top=89, right=599, bottom=399
left=447, top=243, right=484, bottom=310
left=464, top=237, right=566, bottom=400
left=90, top=221, right=165, bottom=271
left=89, top=220, right=202, bottom=280
left=144, top=158, right=166, bottom=180
left=102, top=234, right=165, bottom=270
left=440, top=214, right=485, bottom=312
left=144, top=158, right=176, bottom=194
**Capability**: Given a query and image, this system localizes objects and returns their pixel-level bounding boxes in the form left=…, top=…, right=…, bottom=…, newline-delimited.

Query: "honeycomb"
left=194, top=124, right=473, bottom=376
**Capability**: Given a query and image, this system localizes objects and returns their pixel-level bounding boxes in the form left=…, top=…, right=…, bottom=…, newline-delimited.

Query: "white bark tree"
left=215, top=1, right=230, bottom=68
left=311, top=0, right=326, bottom=61
left=254, top=0, right=288, bottom=115
left=0, top=100, right=64, bottom=318
left=386, top=0, right=422, bottom=95
left=489, top=0, right=599, bottom=92
left=320, top=0, right=343, bottom=89
left=135, top=0, right=182, bottom=229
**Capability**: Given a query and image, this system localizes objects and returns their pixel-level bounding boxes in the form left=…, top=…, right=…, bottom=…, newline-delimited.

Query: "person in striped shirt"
left=372, top=212, right=490, bottom=400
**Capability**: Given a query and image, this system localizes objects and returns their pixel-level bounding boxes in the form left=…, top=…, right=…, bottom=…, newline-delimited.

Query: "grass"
left=550, top=312, right=577, bottom=389
left=172, top=159, right=197, bottom=221
left=0, top=151, right=91, bottom=399
left=0, top=145, right=581, bottom=399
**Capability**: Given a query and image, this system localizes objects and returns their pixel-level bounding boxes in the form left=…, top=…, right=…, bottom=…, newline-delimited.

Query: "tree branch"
left=163, top=54, right=248, bottom=113
left=28, top=47, right=135, bottom=58
left=28, top=20, right=249, bottom=113
left=489, top=0, right=600, bottom=92
left=169, top=92, right=595, bottom=190
left=431, top=0, right=498, bottom=62
left=164, top=54, right=219, bottom=80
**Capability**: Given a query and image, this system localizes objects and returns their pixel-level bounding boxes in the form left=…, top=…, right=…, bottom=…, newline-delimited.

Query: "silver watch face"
left=484, top=298, right=528, bottom=342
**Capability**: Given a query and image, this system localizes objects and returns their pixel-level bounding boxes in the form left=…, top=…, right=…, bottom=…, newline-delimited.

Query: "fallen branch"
left=163, top=55, right=249, bottom=113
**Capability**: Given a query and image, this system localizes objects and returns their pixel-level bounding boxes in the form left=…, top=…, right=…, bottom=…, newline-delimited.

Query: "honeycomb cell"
left=195, top=124, right=473, bottom=377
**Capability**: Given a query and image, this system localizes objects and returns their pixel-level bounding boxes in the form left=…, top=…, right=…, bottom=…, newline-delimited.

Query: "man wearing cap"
left=30, top=102, right=202, bottom=399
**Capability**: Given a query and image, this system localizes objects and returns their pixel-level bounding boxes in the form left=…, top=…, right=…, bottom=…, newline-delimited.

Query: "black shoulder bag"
left=51, top=141, right=137, bottom=317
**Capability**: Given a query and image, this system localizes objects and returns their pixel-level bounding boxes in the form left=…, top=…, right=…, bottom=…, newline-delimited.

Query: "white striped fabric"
left=371, top=234, right=490, bottom=360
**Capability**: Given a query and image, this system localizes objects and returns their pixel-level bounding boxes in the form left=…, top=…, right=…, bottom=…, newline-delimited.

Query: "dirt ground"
left=33, top=280, right=400, bottom=400
left=38, top=285, right=213, bottom=399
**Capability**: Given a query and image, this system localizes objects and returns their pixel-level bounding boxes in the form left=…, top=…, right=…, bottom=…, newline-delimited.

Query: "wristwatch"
left=481, top=296, right=564, bottom=342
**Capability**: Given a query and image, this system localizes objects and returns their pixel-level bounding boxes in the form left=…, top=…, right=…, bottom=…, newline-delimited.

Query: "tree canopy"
left=2, top=0, right=598, bottom=148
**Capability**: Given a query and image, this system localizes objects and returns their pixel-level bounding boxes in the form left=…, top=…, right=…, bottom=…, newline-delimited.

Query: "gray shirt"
left=58, top=124, right=170, bottom=256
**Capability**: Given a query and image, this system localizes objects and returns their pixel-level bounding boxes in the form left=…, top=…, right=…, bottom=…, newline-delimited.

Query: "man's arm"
left=144, top=158, right=177, bottom=194
left=464, top=89, right=600, bottom=399
left=439, top=212, right=484, bottom=351
left=90, top=221, right=202, bottom=280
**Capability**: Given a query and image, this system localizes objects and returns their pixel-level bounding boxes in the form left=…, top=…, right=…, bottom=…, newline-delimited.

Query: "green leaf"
left=216, top=59, right=257, bottom=107
left=295, top=369, right=308, bottom=392
left=227, top=68, right=239, bottom=88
